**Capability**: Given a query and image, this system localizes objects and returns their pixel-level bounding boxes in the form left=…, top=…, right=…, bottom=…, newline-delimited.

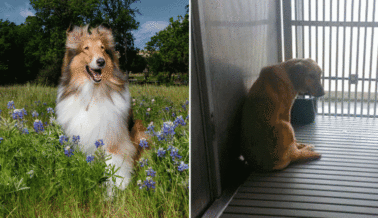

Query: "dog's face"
left=288, top=59, right=325, bottom=97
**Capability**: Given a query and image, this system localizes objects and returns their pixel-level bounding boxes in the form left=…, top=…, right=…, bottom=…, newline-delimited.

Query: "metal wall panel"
left=191, top=0, right=282, bottom=216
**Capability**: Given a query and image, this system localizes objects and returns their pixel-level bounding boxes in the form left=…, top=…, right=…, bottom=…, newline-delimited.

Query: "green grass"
left=0, top=83, right=189, bottom=217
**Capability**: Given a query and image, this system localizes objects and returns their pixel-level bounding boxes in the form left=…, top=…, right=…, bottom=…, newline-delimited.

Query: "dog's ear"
left=287, top=61, right=308, bottom=91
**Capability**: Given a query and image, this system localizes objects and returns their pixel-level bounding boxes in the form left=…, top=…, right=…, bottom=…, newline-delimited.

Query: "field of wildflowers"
left=0, top=84, right=189, bottom=217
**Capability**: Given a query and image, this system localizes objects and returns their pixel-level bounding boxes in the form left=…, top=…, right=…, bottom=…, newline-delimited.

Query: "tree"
left=23, top=0, right=140, bottom=85
left=129, top=53, right=147, bottom=74
left=145, top=5, right=189, bottom=81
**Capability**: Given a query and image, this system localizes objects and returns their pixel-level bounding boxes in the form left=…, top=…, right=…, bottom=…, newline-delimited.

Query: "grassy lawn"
left=0, top=83, right=189, bottom=217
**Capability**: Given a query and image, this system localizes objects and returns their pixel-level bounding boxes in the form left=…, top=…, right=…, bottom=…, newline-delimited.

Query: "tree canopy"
left=145, top=6, right=189, bottom=79
left=0, top=0, right=140, bottom=85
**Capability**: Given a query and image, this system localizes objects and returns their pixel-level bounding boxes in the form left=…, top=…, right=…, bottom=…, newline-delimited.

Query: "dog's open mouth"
left=86, top=65, right=102, bottom=83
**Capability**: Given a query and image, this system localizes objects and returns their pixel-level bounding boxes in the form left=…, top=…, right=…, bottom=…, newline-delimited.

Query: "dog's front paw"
left=297, top=143, right=315, bottom=150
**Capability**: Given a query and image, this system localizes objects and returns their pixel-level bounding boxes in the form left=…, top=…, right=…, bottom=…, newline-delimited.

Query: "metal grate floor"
left=221, top=115, right=378, bottom=218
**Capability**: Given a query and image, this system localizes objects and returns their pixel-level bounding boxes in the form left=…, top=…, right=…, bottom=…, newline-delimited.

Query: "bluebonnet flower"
left=161, top=121, right=176, bottom=139
left=155, top=131, right=164, bottom=141
left=137, top=180, right=144, bottom=189
left=170, top=146, right=182, bottom=161
left=174, top=115, right=186, bottom=126
left=139, top=158, right=148, bottom=167
left=7, top=101, right=15, bottom=109
left=0, top=109, right=2, bottom=114
left=0, top=137, right=3, bottom=143
left=144, top=176, right=156, bottom=191
left=186, top=115, right=189, bottom=120
left=72, top=135, right=80, bottom=144
left=22, top=128, right=29, bottom=134
left=182, top=104, right=187, bottom=110
left=86, top=155, right=95, bottom=163
left=172, top=112, right=176, bottom=117
left=64, top=146, right=74, bottom=157
left=43, top=103, right=47, bottom=106
left=139, top=138, right=148, bottom=149
left=33, top=120, right=44, bottom=133
left=32, top=111, right=39, bottom=117
left=47, top=107, right=54, bottom=114
left=95, top=139, right=104, bottom=148
left=146, top=122, right=155, bottom=135
left=12, top=109, right=24, bottom=120
left=21, top=108, right=27, bottom=116
left=59, top=135, right=68, bottom=145
left=178, top=161, right=189, bottom=172
left=146, top=167, right=156, bottom=177
left=157, top=147, right=166, bottom=157
left=185, top=100, right=189, bottom=105
left=165, top=107, right=169, bottom=111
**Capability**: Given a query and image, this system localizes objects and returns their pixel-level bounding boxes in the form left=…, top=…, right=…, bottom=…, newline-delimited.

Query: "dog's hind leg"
left=290, top=145, right=321, bottom=162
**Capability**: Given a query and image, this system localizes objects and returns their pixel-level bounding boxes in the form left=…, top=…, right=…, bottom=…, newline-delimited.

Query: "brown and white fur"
left=56, top=24, right=145, bottom=196
left=241, top=58, right=325, bottom=171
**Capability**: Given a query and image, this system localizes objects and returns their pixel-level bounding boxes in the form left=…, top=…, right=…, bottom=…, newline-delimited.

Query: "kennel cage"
left=192, top=0, right=378, bottom=217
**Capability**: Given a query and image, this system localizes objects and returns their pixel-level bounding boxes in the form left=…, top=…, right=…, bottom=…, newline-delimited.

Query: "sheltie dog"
left=55, top=24, right=146, bottom=196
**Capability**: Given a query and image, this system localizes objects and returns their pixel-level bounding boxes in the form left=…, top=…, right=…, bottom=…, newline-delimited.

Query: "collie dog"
left=56, top=24, right=145, bottom=196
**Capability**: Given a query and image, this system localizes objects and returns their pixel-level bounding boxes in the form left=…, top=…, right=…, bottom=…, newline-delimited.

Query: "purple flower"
left=139, top=138, right=148, bottom=149
left=174, top=115, right=186, bottom=126
left=86, top=155, right=95, bottom=163
left=33, top=120, right=44, bottom=133
left=170, top=146, right=182, bottom=161
left=165, top=107, right=169, bottom=111
left=144, top=177, right=156, bottom=191
left=43, top=103, right=47, bottom=106
left=185, top=100, right=189, bottom=105
left=0, top=137, right=3, bottom=143
left=0, top=109, right=2, bottom=114
left=178, top=161, right=189, bottom=172
left=172, top=112, right=176, bottom=117
left=157, top=147, right=166, bottom=158
left=95, top=139, right=104, bottom=148
left=185, top=115, right=189, bottom=120
left=21, top=108, right=27, bottom=116
left=22, top=128, right=29, bottom=134
left=59, top=135, right=68, bottom=145
left=146, top=122, right=155, bottom=135
left=72, top=135, right=80, bottom=144
left=7, top=101, right=15, bottom=109
left=47, top=107, right=54, bottom=114
left=32, top=111, right=39, bottom=117
left=139, top=158, right=148, bottom=167
left=182, top=104, right=187, bottom=110
left=145, top=167, right=156, bottom=177
left=64, top=146, right=74, bottom=157
left=12, top=109, right=24, bottom=120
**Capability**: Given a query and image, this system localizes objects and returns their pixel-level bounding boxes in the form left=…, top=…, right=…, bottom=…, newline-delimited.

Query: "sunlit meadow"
left=0, top=83, right=189, bottom=217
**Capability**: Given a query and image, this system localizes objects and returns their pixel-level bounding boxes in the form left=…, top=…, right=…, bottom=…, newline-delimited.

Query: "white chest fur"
left=55, top=82, right=134, bottom=193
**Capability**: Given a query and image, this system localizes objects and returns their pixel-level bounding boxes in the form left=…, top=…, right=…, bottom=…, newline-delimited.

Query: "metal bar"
left=361, top=0, right=369, bottom=116
left=283, top=0, right=293, bottom=61
left=348, top=0, right=355, bottom=117
left=309, top=0, right=312, bottom=58
left=341, top=0, right=347, bottom=116
left=296, top=0, right=299, bottom=58
left=322, top=77, right=377, bottom=81
left=354, top=0, right=362, bottom=117
left=315, top=0, right=319, bottom=114
left=302, top=0, right=305, bottom=58
left=335, top=0, right=339, bottom=115
left=328, top=0, right=332, bottom=115
left=290, top=20, right=378, bottom=27
left=369, top=0, right=377, bottom=117
left=322, top=0, right=325, bottom=116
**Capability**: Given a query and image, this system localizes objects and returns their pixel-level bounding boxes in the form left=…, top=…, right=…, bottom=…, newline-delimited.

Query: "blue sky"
left=0, top=0, right=188, bottom=50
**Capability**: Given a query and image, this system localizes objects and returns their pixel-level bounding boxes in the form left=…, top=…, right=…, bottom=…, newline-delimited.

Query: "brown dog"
left=241, top=58, right=325, bottom=171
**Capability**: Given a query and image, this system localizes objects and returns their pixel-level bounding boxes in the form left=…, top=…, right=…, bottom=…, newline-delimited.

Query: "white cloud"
left=133, top=21, right=169, bottom=50
left=20, top=8, right=34, bottom=18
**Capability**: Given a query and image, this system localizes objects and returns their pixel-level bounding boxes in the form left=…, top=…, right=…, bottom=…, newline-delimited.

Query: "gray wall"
left=191, top=0, right=282, bottom=217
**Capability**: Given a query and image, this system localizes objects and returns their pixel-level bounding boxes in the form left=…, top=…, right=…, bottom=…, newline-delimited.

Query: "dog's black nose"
left=97, top=58, right=105, bottom=67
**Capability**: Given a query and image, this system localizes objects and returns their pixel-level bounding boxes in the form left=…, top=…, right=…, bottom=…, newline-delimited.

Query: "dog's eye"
left=84, top=46, right=89, bottom=50
left=101, top=45, right=104, bottom=49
